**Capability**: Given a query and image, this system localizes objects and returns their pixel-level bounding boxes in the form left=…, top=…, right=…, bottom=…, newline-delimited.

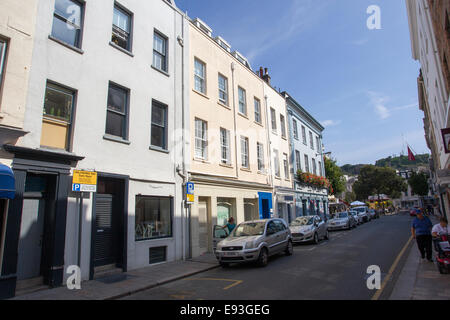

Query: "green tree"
left=353, top=165, right=407, bottom=201
left=344, top=191, right=356, bottom=203
left=408, top=171, right=429, bottom=196
left=324, top=157, right=345, bottom=195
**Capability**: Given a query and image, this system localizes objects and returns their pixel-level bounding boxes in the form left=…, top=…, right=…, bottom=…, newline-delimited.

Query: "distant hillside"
left=341, top=153, right=430, bottom=175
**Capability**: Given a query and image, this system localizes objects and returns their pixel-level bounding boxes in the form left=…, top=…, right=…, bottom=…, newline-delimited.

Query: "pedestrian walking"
left=411, top=210, right=433, bottom=261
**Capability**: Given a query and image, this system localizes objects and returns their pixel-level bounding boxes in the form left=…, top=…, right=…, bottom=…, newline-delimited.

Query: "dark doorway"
left=261, top=199, right=270, bottom=219
left=302, top=200, right=307, bottom=216
left=91, top=176, right=126, bottom=274
left=287, top=204, right=292, bottom=223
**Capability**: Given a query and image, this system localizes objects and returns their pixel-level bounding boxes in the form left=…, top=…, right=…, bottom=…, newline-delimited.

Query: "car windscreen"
left=338, top=212, right=348, bottom=218
left=290, top=217, right=314, bottom=226
left=354, top=207, right=366, bottom=213
left=232, top=222, right=266, bottom=237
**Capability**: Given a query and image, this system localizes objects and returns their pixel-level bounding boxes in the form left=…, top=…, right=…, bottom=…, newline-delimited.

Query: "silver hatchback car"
left=214, top=218, right=293, bottom=267
left=289, top=215, right=329, bottom=244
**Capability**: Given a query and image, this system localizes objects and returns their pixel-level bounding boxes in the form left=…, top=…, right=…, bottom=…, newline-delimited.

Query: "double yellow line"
left=371, top=235, right=414, bottom=300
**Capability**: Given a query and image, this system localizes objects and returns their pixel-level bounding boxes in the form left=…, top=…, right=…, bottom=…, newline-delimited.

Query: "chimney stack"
left=262, top=67, right=271, bottom=85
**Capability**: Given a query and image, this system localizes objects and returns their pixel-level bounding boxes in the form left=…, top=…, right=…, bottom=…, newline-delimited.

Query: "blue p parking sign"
left=72, top=184, right=81, bottom=192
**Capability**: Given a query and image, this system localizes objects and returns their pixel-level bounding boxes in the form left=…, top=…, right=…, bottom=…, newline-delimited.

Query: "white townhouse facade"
left=283, top=92, right=328, bottom=220
left=0, top=0, right=189, bottom=297
left=406, top=0, right=450, bottom=220
left=260, top=70, right=294, bottom=224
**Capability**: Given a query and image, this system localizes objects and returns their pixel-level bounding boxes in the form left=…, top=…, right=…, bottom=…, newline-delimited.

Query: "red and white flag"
left=407, top=146, right=416, bottom=161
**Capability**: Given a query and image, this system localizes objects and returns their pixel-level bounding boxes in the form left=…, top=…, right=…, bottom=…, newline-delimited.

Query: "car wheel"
left=313, top=233, right=319, bottom=244
left=257, top=248, right=268, bottom=267
left=324, top=230, right=330, bottom=240
left=220, top=262, right=229, bottom=268
left=285, top=240, right=293, bottom=256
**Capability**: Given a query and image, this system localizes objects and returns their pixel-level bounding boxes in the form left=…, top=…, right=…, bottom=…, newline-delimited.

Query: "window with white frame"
left=0, top=40, right=6, bottom=91
left=312, top=158, right=317, bottom=175
left=319, top=161, right=322, bottom=177
left=254, top=98, right=261, bottom=124
left=220, top=128, right=231, bottom=164
left=283, top=153, right=289, bottom=179
left=270, top=108, right=276, bottom=131
left=238, top=87, right=247, bottom=115
left=295, top=150, right=301, bottom=172
left=153, top=31, right=168, bottom=72
left=309, top=131, right=314, bottom=150
left=304, top=154, right=309, bottom=173
left=218, top=74, right=228, bottom=105
left=316, top=136, right=321, bottom=152
left=280, top=114, right=286, bottom=138
left=194, top=58, right=206, bottom=94
left=274, top=149, right=280, bottom=177
left=302, top=125, right=307, bottom=144
left=195, top=118, right=207, bottom=159
left=293, top=119, right=298, bottom=140
left=257, top=142, right=264, bottom=171
left=241, top=136, right=249, bottom=168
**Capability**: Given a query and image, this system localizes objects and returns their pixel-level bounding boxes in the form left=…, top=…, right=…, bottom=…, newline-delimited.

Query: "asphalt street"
left=122, top=213, right=414, bottom=300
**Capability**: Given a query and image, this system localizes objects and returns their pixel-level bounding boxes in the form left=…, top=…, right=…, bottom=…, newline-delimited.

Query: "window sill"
left=218, top=101, right=231, bottom=110
left=257, top=170, right=267, bottom=175
left=135, top=236, right=174, bottom=243
left=103, top=134, right=131, bottom=145
left=282, top=136, right=287, bottom=140
left=238, top=112, right=249, bottom=120
left=240, top=167, right=251, bottom=172
left=219, top=163, right=233, bottom=168
left=48, top=35, right=84, bottom=54
left=193, top=157, right=210, bottom=164
left=274, top=176, right=282, bottom=180
left=149, top=146, right=169, bottom=154
left=151, top=65, right=170, bottom=77
left=254, top=121, right=263, bottom=127
left=109, top=41, right=134, bottom=57
left=192, top=89, right=209, bottom=100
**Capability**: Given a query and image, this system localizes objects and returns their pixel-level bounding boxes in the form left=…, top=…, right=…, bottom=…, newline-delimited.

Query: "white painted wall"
left=22, top=0, right=190, bottom=280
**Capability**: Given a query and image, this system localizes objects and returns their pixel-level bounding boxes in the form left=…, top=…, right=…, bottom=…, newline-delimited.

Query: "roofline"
left=282, top=91, right=325, bottom=132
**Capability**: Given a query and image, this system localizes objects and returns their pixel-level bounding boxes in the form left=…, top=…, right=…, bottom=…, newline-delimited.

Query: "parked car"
left=368, top=208, right=379, bottom=220
left=289, top=215, right=329, bottom=244
left=214, top=218, right=293, bottom=268
left=353, top=206, right=369, bottom=223
left=349, top=210, right=361, bottom=225
left=328, top=211, right=356, bottom=230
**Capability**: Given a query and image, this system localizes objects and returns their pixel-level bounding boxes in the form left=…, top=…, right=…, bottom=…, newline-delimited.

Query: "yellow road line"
left=184, top=277, right=243, bottom=290
left=371, top=235, right=413, bottom=300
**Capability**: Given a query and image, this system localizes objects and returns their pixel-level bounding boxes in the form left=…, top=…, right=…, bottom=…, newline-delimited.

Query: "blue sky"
left=176, top=0, right=427, bottom=166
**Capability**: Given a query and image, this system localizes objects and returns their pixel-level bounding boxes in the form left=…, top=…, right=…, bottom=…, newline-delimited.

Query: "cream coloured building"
left=188, top=18, right=273, bottom=258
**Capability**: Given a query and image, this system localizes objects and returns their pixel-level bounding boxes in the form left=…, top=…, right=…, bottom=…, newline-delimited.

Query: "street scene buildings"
left=0, top=0, right=448, bottom=303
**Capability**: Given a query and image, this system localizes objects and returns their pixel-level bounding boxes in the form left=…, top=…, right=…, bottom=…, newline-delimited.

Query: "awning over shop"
left=0, top=163, right=15, bottom=199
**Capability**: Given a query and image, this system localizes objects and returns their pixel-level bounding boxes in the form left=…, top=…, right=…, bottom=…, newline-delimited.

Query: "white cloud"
left=321, top=120, right=342, bottom=127
left=351, top=38, right=369, bottom=46
left=367, top=91, right=390, bottom=119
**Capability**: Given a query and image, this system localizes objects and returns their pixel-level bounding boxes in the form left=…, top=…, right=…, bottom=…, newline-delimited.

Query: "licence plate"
left=224, top=252, right=238, bottom=256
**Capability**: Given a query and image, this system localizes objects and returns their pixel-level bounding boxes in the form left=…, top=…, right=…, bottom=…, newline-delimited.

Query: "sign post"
left=186, top=182, right=194, bottom=204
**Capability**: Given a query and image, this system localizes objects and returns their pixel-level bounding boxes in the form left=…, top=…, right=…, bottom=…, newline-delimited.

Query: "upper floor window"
left=257, top=142, right=264, bottom=171
left=309, top=131, right=314, bottom=150
left=254, top=98, right=261, bottom=124
left=220, top=128, right=231, bottom=165
left=194, top=58, right=206, bottom=94
left=304, top=154, right=309, bottom=173
left=274, top=149, right=280, bottom=177
left=0, top=40, right=6, bottom=92
left=318, top=161, right=322, bottom=177
left=283, top=153, right=289, bottom=179
left=280, top=114, right=286, bottom=138
left=270, top=108, right=276, bottom=131
left=302, top=125, right=307, bottom=145
left=241, top=136, right=249, bottom=168
left=41, top=82, right=75, bottom=151
left=295, top=150, right=301, bottom=172
left=151, top=100, right=168, bottom=150
left=153, top=31, right=168, bottom=72
left=51, top=0, right=84, bottom=48
left=316, top=136, right=321, bottom=152
left=218, top=74, right=228, bottom=105
left=112, top=4, right=132, bottom=51
left=238, top=87, right=247, bottom=115
left=312, top=158, right=317, bottom=175
left=293, top=119, right=298, bottom=140
left=106, top=83, right=129, bottom=139
left=195, top=118, right=207, bottom=159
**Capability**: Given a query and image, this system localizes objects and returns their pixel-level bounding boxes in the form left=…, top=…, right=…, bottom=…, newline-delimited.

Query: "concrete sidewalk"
left=12, top=254, right=219, bottom=300
left=390, top=216, right=450, bottom=300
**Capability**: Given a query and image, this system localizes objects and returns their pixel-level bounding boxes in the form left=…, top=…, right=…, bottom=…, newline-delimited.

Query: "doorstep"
left=11, top=258, right=220, bottom=300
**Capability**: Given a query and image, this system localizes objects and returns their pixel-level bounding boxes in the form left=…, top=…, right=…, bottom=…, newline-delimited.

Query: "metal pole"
left=77, top=192, right=83, bottom=267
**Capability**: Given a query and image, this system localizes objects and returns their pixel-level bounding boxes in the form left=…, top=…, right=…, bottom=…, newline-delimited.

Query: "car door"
left=265, top=221, right=279, bottom=255
left=316, top=216, right=325, bottom=238
left=273, top=220, right=288, bottom=252
left=213, top=225, right=229, bottom=252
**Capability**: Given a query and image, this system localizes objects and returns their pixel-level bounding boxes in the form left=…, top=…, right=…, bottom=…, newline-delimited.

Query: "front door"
left=93, top=194, right=117, bottom=267
left=198, top=199, right=211, bottom=254
left=17, top=197, right=46, bottom=280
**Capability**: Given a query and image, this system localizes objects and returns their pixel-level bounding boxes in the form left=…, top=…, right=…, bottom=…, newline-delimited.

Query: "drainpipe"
left=230, top=62, right=239, bottom=179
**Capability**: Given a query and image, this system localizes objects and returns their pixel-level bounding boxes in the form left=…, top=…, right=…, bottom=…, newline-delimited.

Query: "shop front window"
left=135, top=196, right=172, bottom=241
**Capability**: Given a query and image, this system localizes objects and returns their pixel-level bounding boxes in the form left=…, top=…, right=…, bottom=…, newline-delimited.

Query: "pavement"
left=389, top=214, right=450, bottom=300
left=12, top=253, right=219, bottom=300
